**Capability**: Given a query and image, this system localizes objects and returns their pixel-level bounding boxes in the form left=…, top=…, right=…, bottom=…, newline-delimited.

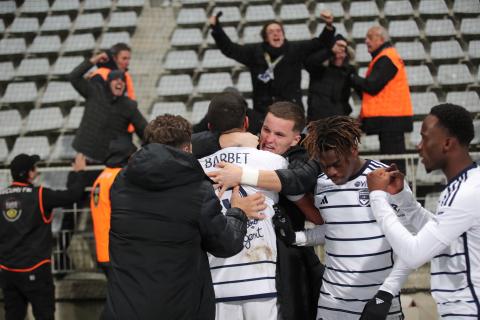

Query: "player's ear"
left=290, top=133, right=301, bottom=147
left=244, top=116, right=249, bottom=131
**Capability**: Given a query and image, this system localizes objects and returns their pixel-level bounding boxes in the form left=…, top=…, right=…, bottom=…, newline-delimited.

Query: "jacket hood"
left=124, top=143, right=207, bottom=191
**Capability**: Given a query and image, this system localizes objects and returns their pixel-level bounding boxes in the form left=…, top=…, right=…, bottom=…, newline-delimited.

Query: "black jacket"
left=211, top=24, right=335, bottom=115
left=104, top=143, right=248, bottom=320
left=69, top=60, right=147, bottom=162
left=0, top=172, right=86, bottom=270
left=305, top=49, right=354, bottom=121
left=351, top=42, right=412, bottom=134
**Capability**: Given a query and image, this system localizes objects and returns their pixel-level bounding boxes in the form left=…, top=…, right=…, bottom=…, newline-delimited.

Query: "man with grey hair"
left=350, top=26, right=413, bottom=174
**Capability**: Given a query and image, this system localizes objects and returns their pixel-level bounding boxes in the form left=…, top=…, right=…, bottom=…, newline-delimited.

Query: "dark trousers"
left=0, top=264, right=55, bottom=320
left=379, top=131, right=407, bottom=174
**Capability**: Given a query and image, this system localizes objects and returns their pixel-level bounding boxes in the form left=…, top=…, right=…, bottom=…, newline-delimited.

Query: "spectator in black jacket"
left=305, top=34, right=355, bottom=122
left=69, top=52, right=147, bottom=163
left=208, top=10, right=335, bottom=133
left=0, top=153, right=87, bottom=320
left=104, top=114, right=267, bottom=320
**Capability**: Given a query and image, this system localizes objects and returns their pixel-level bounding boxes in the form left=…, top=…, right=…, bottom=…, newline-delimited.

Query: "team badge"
left=2, top=198, right=22, bottom=222
left=358, top=189, right=370, bottom=206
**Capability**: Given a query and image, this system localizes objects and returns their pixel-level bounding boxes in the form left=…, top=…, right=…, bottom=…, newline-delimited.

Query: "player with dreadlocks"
left=208, top=116, right=416, bottom=320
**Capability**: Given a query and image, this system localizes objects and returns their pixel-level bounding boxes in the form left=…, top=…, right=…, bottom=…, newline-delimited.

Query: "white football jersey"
left=199, top=147, right=288, bottom=302
left=315, top=160, right=404, bottom=319
left=429, top=164, right=480, bottom=318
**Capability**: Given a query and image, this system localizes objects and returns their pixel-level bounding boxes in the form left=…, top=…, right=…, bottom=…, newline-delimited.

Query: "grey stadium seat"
left=0, top=38, right=26, bottom=56
left=389, top=20, right=420, bottom=39
left=384, top=0, right=414, bottom=18
left=41, top=82, right=83, bottom=104
left=359, top=134, right=380, bottom=152
left=50, top=135, right=76, bottom=160
left=170, top=28, right=203, bottom=47
left=355, top=44, right=370, bottom=64
left=83, top=0, right=112, bottom=11
left=9, top=17, right=39, bottom=34
left=157, top=74, right=193, bottom=96
left=20, top=0, right=49, bottom=15
left=280, top=4, right=310, bottom=22
left=315, top=22, right=347, bottom=39
left=352, top=21, right=380, bottom=40
left=242, top=26, right=263, bottom=44
left=1, top=82, right=38, bottom=104
left=63, top=34, right=96, bottom=53
left=0, top=139, right=8, bottom=163
left=453, top=0, right=480, bottom=16
left=395, top=42, right=427, bottom=62
left=425, top=19, right=457, bottom=38
left=469, top=41, right=480, bottom=60
left=418, top=0, right=449, bottom=16
left=41, top=15, right=72, bottom=33
left=16, top=58, right=50, bottom=78
left=437, top=64, right=474, bottom=86
left=445, top=91, right=480, bottom=113
left=472, top=120, right=480, bottom=144
left=197, top=72, right=233, bottom=94
left=100, top=32, right=131, bottom=50
left=0, top=20, right=4, bottom=33
left=236, top=71, right=252, bottom=93
left=301, top=70, right=309, bottom=90
left=211, top=7, right=241, bottom=24
left=0, top=62, right=15, bottom=81
left=74, top=13, right=104, bottom=32
left=201, top=49, right=238, bottom=69
left=284, top=24, right=311, bottom=41
left=28, top=35, right=62, bottom=55
left=164, top=50, right=198, bottom=71
left=52, top=56, right=86, bottom=76
left=176, top=8, right=206, bottom=26
left=65, top=106, right=84, bottom=130
left=26, top=107, right=64, bottom=133
left=108, top=11, right=138, bottom=30
left=8, top=136, right=51, bottom=162
left=180, top=0, right=210, bottom=6
left=0, top=1, right=16, bottom=15
left=245, top=5, right=275, bottom=24
left=315, top=2, right=345, bottom=19
left=405, top=65, right=434, bottom=87
left=461, top=18, right=480, bottom=38
left=51, top=0, right=79, bottom=13
left=150, top=102, right=188, bottom=120
left=191, top=101, right=210, bottom=124
left=410, top=92, right=439, bottom=115
left=207, top=26, right=238, bottom=45
left=408, top=121, right=422, bottom=149
left=430, top=40, right=464, bottom=61
left=116, top=0, right=145, bottom=11
left=349, top=1, right=379, bottom=19
left=0, top=110, right=22, bottom=137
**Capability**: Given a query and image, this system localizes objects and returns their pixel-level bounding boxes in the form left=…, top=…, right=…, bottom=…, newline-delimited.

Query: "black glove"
left=272, top=205, right=296, bottom=245
left=359, top=290, right=393, bottom=320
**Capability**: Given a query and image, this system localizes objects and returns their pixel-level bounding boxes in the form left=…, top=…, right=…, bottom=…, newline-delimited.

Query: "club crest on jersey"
left=2, top=198, right=22, bottom=222
left=358, top=189, right=370, bottom=206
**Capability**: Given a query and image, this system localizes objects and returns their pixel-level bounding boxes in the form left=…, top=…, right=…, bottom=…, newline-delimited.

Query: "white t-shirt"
left=199, top=147, right=288, bottom=302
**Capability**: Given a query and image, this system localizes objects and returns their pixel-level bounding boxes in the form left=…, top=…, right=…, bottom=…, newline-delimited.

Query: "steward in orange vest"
left=90, top=137, right=136, bottom=276
left=350, top=26, right=413, bottom=173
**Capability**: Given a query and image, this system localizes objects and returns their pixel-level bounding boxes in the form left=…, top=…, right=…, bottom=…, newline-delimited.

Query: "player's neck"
left=444, top=151, right=474, bottom=182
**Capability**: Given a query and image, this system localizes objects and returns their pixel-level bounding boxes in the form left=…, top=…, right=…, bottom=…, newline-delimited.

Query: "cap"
left=10, top=154, right=40, bottom=182
left=107, top=70, right=126, bottom=82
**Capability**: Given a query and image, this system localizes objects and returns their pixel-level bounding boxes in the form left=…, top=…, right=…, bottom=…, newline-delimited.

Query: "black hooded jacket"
left=104, top=143, right=248, bottom=320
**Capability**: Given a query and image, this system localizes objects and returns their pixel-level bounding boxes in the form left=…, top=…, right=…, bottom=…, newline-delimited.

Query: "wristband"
left=241, top=167, right=259, bottom=186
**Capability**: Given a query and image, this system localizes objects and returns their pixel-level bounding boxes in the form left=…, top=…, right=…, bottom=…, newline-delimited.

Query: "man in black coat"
left=104, top=114, right=268, bottom=320
left=0, top=154, right=87, bottom=320
left=208, top=10, right=335, bottom=133
left=69, top=52, right=147, bottom=163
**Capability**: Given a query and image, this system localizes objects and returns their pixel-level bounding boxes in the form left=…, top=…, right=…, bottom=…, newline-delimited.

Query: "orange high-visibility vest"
left=360, top=47, right=413, bottom=118
left=90, top=167, right=122, bottom=263
left=91, top=68, right=136, bottom=133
